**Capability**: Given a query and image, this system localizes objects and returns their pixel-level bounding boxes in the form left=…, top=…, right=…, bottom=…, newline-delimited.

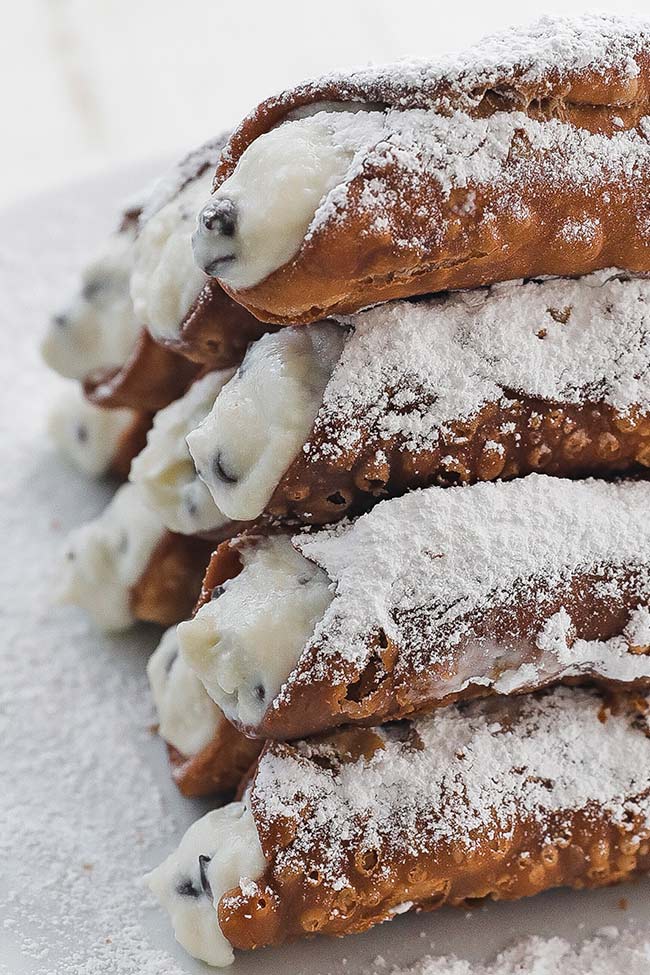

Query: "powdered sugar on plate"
left=0, top=166, right=212, bottom=975
left=382, top=925, right=650, bottom=975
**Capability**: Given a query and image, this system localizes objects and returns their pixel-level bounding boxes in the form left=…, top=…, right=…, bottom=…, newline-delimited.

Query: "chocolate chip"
left=52, top=313, right=68, bottom=329
left=200, top=199, right=237, bottom=237
left=254, top=683, right=266, bottom=703
left=199, top=855, right=213, bottom=899
left=165, top=650, right=178, bottom=676
left=297, top=575, right=312, bottom=586
left=211, top=585, right=225, bottom=600
left=76, top=424, right=88, bottom=444
left=175, top=877, right=201, bottom=898
left=327, top=492, right=347, bottom=506
left=212, top=451, right=237, bottom=484
left=82, top=278, right=104, bottom=302
left=185, top=495, right=198, bottom=518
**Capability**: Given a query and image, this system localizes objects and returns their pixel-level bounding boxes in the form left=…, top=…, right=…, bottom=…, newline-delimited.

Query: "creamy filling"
left=57, top=483, right=165, bottom=631
left=178, top=535, right=332, bottom=728
left=146, top=801, right=266, bottom=967
left=131, top=170, right=213, bottom=343
left=187, top=323, right=345, bottom=521
left=47, top=383, right=137, bottom=477
left=41, top=225, right=140, bottom=379
left=192, top=107, right=386, bottom=289
left=130, top=370, right=234, bottom=535
left=147, top=626, right=223, bottom=757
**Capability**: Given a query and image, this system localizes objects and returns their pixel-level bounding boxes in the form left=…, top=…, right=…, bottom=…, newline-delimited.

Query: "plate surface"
left=1, top=168, right=649, bottom=975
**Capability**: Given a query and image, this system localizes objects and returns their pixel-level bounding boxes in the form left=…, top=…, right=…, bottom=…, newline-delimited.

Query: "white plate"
left=1, top=167, right=649, bottom=975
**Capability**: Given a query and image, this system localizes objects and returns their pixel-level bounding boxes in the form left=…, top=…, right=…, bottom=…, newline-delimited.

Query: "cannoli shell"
left=84, top=329, right=200, bottom=412
left=213, top=33, right=650, bottom=323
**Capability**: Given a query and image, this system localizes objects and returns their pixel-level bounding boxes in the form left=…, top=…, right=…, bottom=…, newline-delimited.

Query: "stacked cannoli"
left=43, top=137, right=269, bottom=631
left=43, top=11, right=650, bottom=969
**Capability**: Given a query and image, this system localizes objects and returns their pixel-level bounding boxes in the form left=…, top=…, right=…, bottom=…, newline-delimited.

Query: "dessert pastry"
left=148, top=627, right=261, bottom=797
left=41, top=212, right=140, bottom=379
left=58, top=483, right=212, bottom=630
left=41, top=178, right=200, bottom=411
left=147, top=686, right=650, bottom=965
left=130, top=134, right=272, bottom=367
left=130, top=370, right=237, bottom=536
left=47, top=383, right=151, bottom=479
left=187, top=323, right=346, bottom=521
left=46, top=136, right=266, bottom=414
left=179, top=475, right=650, bottom=739
left=192, top=14, right=650, bottom=323
left=188, top=271, right=650, bottom=525
left=83, top=327, right=200, bottom=413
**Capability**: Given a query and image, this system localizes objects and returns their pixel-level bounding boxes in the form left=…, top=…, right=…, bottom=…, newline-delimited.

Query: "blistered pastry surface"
left=210, top=15, right=650, bottom=323
left=315, top=273, right=650, bottom=460
left=215, top=688, right=650, bottom=950
left=289, top=476, right=650, bottom=689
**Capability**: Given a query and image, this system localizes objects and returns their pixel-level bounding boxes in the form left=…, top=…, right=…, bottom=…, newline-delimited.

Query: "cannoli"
left=83, top=327, right=200, bottom=413
left=148, top=627, right=261, bottom=797
left=129, top=370, right=236, bottom=535
left=187, top=323, right=346, bottom=521
left=58, top=483, right=212, bottom=631
left=188, top=272, right=650, bottom=526
left=47, top=383, right=151, bottom=480
left=130, top=134, right=271, bottom=367
left=147, top=685, right=650, bottom=965
left=192, top=14, right=650, bottom=324
left=179, top=475, right=650, bottom=740
left=41, top=212, right=140, bottom=379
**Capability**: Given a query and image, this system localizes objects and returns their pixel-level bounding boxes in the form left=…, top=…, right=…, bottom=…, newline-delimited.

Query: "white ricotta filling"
left=191, top=108, right=386, bottom=290
left=187, top=323, right=346, bottom=521
left=146, top=801, right=266, bottom=967
left=178, top=535, right=332, bottom=728
left=41, top=225, right=140, bottom=379
left=131, top=169, right=213, bottom=343
left=130, top=370, right=234, bottom=535
left=57, top=483, right=165, bottom=631
left=47, top=383, right=137, bottom=477
left=147, top=626, right=223, bottom=757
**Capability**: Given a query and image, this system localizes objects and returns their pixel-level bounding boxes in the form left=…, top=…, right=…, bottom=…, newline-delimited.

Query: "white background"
left=1, top=0, right=647, bottom=209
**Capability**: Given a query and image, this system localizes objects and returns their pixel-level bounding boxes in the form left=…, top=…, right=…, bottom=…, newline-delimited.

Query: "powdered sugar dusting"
left=384, top=925, right=650, bottom=975
left=137, top=133, right=228, bottom=228
left=308, top=107, right=650, bottom=247
left=307, top=272, right=650, bottom=460
left=252, top=688, right=650, bottom=889
left=290, top=477, right=650, bottom=687
left=0, top=170, right=208, bottom=975
left=266, top=15, right=650, bottom=118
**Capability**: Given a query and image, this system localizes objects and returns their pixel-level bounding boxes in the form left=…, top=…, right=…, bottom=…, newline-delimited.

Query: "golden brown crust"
left=129, top=531, right=214, bottom=627
left=156, top=278, right=276, bottom=368
left=213, top=37, right=650, bottom=324
left=84, top=329, right=200, bottom=412
left=201, top=534, right=650, bottom=741
left=108, top=410, right=154, bottom=481
left=269, top=397, right=650, bottom=524
left=223, top=804, right=650, bottom=949
left=167, top=724, right=262, bottom=799
left=219, top=691, right=650, bottom=950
